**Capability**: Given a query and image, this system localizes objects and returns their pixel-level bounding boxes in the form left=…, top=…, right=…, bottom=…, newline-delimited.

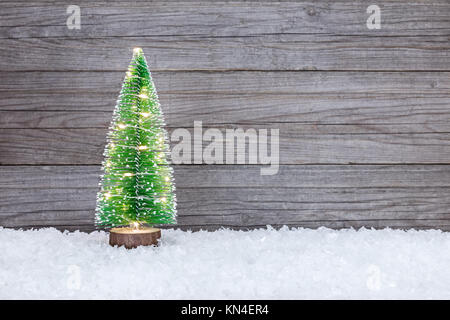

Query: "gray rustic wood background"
left=0, top=0, right=449, bottom=231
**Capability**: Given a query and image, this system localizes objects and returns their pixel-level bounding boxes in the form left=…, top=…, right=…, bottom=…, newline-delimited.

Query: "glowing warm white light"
left=123, top=173, right=134, bottom=177
left=104, top=192, right=112, bottom=199
left=141, top=112, right=150, bottom=117
left=160, top=197, right=167, bottom=203
left=118, top=123, right=127, bottom=129
left=126, top=71, right=132, bottom=77
left=133, top=47, right=142, bottom=54
left=165, top=177, right=170, bottom=182
left=138, top=93, right=148, bottom=99
left=138, top=145, right=148, bottom=150
left=131, top=221, right=140, bottom=230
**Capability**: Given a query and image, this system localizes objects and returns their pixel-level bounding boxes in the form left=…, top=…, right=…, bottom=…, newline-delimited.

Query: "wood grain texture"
left=2, top=165, right=450, bottom=231
left=2, top=1, right=448, bottom=36
left=1, top=35, right=448, bottom=72
left=0, top=1, right=448, bottom=71
left=1, top=71, right=448, bottom=165
left=109, top=227, right=161, bottom=249
left=0, top=1, right=436, bottom=26
left=0, top=0, right=449, bottom=231
left=1, top=126, right=450, bottom=165
left=0, top=71, right=449, bottom=128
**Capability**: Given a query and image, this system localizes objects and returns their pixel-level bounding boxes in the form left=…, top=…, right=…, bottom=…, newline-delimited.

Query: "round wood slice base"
left=109, top=227, right=161, bottom=249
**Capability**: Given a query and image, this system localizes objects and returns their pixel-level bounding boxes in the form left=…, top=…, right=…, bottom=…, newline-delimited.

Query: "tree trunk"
left=109, top=227, right=161, bottom=249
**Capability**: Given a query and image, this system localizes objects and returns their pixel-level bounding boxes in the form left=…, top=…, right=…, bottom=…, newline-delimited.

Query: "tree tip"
left=133, top=47, right=143, bottom=55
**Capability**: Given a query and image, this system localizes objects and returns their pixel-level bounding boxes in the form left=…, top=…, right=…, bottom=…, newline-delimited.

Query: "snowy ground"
left=1, top=226, right=450, bottom=299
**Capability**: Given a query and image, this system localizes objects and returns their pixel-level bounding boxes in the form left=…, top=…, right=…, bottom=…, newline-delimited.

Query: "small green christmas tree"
left=96, top=48, right=176, bottom=229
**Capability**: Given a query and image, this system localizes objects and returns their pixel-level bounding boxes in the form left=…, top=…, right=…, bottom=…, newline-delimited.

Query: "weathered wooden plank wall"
left=0, top=0, right=449, bottom=231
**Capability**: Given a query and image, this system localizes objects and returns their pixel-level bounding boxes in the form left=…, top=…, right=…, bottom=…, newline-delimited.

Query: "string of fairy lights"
left=95, top=48, right=177, bottom=229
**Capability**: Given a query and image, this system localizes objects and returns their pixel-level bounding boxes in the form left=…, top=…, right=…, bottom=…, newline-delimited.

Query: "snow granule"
left=1, top=226, right=450, bottom=299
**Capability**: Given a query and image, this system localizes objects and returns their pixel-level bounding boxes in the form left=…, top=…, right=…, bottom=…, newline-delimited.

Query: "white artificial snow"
left=1, top=226, right=450, bottom=299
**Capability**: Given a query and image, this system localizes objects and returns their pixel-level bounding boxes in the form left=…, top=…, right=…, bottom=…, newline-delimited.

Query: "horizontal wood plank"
left=0, top=35, right=448, bottom=72
left=0, top=1, right=448, bottom=71
left=4, top=165, right=450, bottom=189
left=2, top=165, right=450, bottom=231
left=0, top=71, right=449, bottom=129
left=1, top=2, right=448, bottom=36
left=1, top=126, right=450, bottom=165
left=3, top=71, right=448, bottom=97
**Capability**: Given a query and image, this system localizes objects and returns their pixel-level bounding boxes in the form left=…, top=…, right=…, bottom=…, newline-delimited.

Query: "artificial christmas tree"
left=96, top=48, right=176, bottom=248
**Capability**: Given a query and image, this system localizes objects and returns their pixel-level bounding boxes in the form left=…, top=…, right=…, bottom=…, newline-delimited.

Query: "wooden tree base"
left=109, top=227, right=161, bottom=249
